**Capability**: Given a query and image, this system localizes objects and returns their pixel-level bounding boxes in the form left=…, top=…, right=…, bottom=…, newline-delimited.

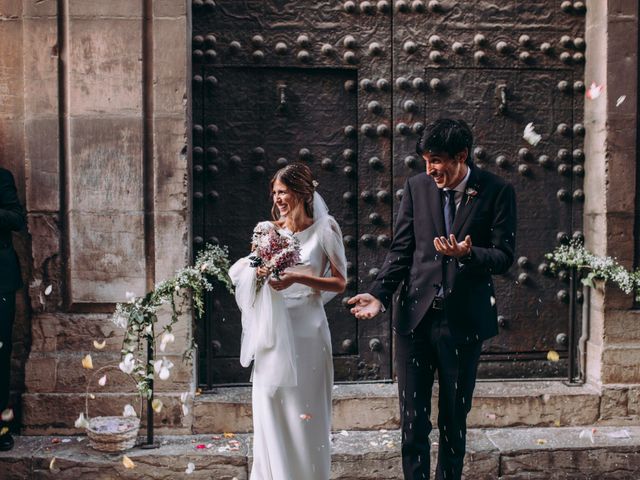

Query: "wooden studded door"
left=192, top=0, right=586, bottom=387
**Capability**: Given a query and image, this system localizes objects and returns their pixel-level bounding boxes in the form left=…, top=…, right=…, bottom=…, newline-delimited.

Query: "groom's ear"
left=454, top=149, right=468, bottom=164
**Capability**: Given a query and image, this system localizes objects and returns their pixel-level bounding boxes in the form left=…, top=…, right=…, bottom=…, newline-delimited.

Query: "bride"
left=229, top=163, right=347, bottom=480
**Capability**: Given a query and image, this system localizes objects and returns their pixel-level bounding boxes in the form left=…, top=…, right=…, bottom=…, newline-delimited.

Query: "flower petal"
left=44, top=285, right=53, bottom=296
left=93, top=340, right=106, bottom=350
left=1, top=408, right=14, bottom=422
left=122, top=455, right=135, bottom=469
left=81, top=354, right=94, bottom=369
left=98, top=375, right=107, bottom=387
left=546, top=350, right=560, bottom=362
left=74, top=412, right=89, bottom=429
left=123, top=404, right=137, bottom=417
left=185, top=462, right=196, bottom=474
left=151, top=399, right=163, bottom=413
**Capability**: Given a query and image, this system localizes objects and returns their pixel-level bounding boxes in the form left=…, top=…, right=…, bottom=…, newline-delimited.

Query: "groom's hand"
left=347, top=293, right=383, bottom=320
left=434, top=234, right=472, bottom=258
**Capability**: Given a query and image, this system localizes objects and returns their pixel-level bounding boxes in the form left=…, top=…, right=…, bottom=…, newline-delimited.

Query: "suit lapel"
left=452, top=166, right=481, bottom=237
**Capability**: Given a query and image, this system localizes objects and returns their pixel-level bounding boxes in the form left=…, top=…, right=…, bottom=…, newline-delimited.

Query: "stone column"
left=584, top=0, right=640, bottom=420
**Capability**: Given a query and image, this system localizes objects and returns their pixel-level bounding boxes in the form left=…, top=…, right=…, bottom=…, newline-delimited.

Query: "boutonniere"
left=464, top=187, right=478, bottom=205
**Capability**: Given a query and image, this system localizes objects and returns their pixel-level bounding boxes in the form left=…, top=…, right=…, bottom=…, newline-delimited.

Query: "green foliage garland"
left=111, top=244, right=234, bottom=398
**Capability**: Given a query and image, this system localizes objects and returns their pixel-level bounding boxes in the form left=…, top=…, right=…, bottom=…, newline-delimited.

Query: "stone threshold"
left=192, top=380, right=604, bottom=433
left=3, top=426, right=640, bottom=479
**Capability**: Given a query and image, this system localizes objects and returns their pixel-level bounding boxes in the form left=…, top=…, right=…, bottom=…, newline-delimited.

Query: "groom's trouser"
left=396, top=307, right=482, bottom=480
left=0, top=292, right=16, bottom=413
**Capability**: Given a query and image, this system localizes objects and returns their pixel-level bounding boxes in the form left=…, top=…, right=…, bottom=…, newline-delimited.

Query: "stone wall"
left=0, top=0, right=193, bottom=434
left=584, top=0, right=640, bottom=395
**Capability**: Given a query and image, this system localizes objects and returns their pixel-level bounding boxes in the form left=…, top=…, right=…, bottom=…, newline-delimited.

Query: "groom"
left=349, top=119, right=516, bottom=479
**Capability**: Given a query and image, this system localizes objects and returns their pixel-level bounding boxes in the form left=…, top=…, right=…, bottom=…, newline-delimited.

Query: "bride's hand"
left=256, top=266, right=270, bottom=278
left=269, top=270, right=298, bottom=291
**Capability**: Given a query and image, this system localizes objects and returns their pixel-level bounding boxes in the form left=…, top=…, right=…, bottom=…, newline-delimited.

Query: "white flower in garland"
left=153, top=357, right=174, bottom=380
left=119, top=353, right=136, bottom=375
left=159, top=332, right=175, bottom=352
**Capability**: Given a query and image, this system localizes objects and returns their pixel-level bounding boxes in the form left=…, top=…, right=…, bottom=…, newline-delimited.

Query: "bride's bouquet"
left=249, top=223, right=301, bottom=292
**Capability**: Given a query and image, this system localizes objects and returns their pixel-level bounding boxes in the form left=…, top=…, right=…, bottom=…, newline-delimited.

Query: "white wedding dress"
left=229, top=193, right=347, bottom=480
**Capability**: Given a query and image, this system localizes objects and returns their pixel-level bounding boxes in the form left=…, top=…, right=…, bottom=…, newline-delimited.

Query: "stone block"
left=601, top=346, right=640, bottom=384
left=27, top=213, right=62, bottom=312
left=22, top=0, right=56, bottom=17
left=628, top=387, right=640, bottom=417
left=599, top=386, right=628, bottom=420
left=603, top=310, right=640, bottom=343
left=154, top=211, right=189, bottom=281
left=0, top=20, right=23, bottom=119
left=23, top=18, right=58, bottom=116
left=69, top=0, right=142, bottom=17
left=30, top=313, right=122, bottom=353
left=68, top=19, right=142, bottom=115
left=25, top=118, right=60, bottom=212
left=24, top=354, right=57, bottom=392
left=154, top=0, right=188, bottom=17
left=0, top=0, right=21, bottom=17
left=192, top=392, right=254, bottom=434
left=154, top=18, right=188, bottom=115
left=154, top=116, right=189, bottom=212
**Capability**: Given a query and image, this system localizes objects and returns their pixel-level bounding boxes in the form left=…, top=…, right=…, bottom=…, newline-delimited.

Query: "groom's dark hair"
left=416, top=118, right=473, bottom=165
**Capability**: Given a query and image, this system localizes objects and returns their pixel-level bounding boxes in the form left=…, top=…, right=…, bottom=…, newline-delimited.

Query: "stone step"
left=2, top=426, right=640, bottom=479
left=192, top=380, right=605, bottom=433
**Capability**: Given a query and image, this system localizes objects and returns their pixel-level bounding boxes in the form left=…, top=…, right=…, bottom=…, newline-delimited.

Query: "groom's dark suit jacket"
left=0, top=168, right=25, bottom=293
left=370, top=166, right=516, bottom=343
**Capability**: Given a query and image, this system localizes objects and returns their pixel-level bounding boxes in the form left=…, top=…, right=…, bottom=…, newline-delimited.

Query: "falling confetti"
left=554, top=420, right=561, bottom=427
left=535, top=438, right=547, bottom=445
left=0, top=341, right=3, bottom=349
left=151, top=399, right=163, bottom=413
left=74, top=412, right=89, bottom=429
left=98, top=375, right=107, bottom=387
left=523, top=123, right=542, bottom=146
left=0, top=427, right=8, bottom=436
left=122, top=455, right=135, bottom=469
left=490, top=296, right=496, bottom=306
left=616, top=95, right=626, bottom=107
left=49, top=457, right=58, bottom=472
left=586, top=82, right=604, bottom=100
left=123, top=404, right=137, bottom=417
left=223, top=432, right=235, bottom=438
left=299, top=413, right=313, bottom=421
left=44, top=285, right=53, bottom=296
left=93, top=340, right=106, bottom=350
left=196, top=444, right=207, bottom=449
left=546, top=350, right=560, bottom=362
left=339, top=430, right=349, bottom=437
left=81, top=354, right=94, bottom=369
left=182, top=404, right=189, bottom=416
left=159, top=332, right=175, bottom=352
left=185, top=462, right=196, bottom=474
left=1, top=408, right=14, bottom=422
left=180, top=392, right=189, bottom=403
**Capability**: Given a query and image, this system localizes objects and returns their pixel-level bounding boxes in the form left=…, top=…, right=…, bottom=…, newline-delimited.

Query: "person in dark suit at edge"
left=349, top=119, right=517, bottom=480
left=0, top=167, right=26, bottom=452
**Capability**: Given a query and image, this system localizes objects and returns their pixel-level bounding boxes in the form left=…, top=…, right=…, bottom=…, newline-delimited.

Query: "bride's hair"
left=270, top=163, right=315, bottom=220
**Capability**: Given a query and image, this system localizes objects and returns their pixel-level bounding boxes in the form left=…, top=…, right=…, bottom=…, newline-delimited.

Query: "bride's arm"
left=269, top=262, right=346, bottom=293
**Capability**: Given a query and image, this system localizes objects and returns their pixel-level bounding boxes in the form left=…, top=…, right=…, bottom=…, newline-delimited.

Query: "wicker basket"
left=85, top=365, right=143, bottom=453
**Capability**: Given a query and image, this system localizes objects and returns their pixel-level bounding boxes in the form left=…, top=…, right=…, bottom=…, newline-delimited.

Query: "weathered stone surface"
left=154, top=0, right=187, bottom=18
left=193, top=382, right=603, bottom=434
left=600, top=386, right=629, bottom=420
left=154, top=18, right=189, bottom=115
left=601, top=346, right=640, bottom=384
left=67, top=116, right=146, bottom=304
left=23, top=393, right=191, bottom=435
left=30, top=313, right=119, bottom=353
left=24, top=118, right=60, bottom=212
left=0, top=0, right=22, bottom=17
left=491, top=426, right=640, bottom=479
left=27, top=214, right=62, bottom=313
left=0, top=20, right=23, bottom=118
left=23, top=18, right=58, bottom=116
left=68, top=18, right=142, bottom=115
left=69, top=0, right=143, bottom=17
left=154, top=117, right=189, bottom=212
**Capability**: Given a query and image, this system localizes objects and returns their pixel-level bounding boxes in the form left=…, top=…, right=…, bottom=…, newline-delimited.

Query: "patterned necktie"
left=443, top=189, right=456, bottom=236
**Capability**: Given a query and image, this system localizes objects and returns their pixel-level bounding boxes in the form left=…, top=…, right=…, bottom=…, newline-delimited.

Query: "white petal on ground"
left=523, top=122, right=542, bottom=146
left=44, top=285, right=53, bottom=296
left=579, top=428, right=595, bottom=443
left=74, top=412, right=89, bottom=429
left=123, top=404, right=137, bottom=417
left=98, top=375, right=107, bottom=386
left=185, top=462, right=196, bottom=474
left=81, top=354, right=94, bottom=369
left=151, top=399, right=163, bottom=413
left=339, top=430, right=349, bottom=436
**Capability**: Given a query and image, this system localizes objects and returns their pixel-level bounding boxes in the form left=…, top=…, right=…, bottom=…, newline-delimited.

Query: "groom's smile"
left=423, top=150, right=468, bottom=190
